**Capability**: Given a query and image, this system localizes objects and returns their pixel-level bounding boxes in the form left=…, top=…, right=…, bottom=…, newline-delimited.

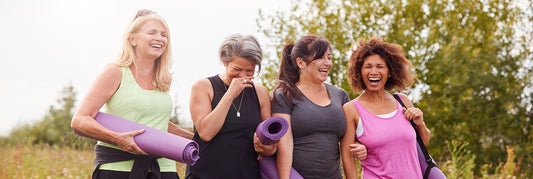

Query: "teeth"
left=150, top=44, right=162, bottom=48
left=369, top=78, right=381, bottom=81
left=319, top=69, right=328, bottom=72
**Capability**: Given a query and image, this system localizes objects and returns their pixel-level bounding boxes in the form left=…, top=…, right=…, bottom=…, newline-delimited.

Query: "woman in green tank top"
left=71, top=9, right=193, bottom=179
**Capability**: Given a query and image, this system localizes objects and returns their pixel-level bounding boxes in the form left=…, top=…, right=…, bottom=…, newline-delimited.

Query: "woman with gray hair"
left=186, top=34, right=276, bottom=179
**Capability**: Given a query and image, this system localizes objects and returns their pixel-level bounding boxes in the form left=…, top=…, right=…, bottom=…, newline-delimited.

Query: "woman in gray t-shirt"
left=271, top=35, right=366, bottom=179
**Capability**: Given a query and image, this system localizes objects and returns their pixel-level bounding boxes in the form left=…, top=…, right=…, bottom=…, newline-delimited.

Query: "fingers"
left=349, top=143, right=367, bottom=160
left=403, top=107, right=423, bottom=120
left=120, top=129, right=148, bottom=155
left=227, top=77, right=254, bottom=98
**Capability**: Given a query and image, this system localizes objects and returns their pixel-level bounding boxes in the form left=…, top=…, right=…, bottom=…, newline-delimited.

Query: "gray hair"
left=219, top=34, right=263, bottom=72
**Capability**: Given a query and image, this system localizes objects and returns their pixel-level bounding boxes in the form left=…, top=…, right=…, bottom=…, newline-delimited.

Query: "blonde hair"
left=116, top=9, right=173, bottom=91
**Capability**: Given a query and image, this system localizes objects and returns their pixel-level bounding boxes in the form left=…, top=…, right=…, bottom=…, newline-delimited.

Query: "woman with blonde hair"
left=71, top=9, right=192, bottom=179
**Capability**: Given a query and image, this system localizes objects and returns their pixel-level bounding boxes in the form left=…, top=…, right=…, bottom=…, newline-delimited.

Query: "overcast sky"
left=0, top=0, right=290, bottom=136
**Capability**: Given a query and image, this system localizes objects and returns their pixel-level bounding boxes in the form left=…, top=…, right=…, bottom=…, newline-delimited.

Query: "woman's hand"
left=115, top=129, right=148, bottom=155
left=253, top=133, right=278, bottom=156
left=226, top=77, right=254, bottom=99
left=403, top=107, right=424, bottom=126
left=349, top=141, right=367, bottom=160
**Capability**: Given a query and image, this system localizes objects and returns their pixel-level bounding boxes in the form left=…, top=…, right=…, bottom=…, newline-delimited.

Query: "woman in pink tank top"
left=340, top=37, right=432, bottom=179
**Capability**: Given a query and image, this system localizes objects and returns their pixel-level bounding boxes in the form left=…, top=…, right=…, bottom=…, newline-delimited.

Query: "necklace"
left=223, top=79, right=244, bottom=117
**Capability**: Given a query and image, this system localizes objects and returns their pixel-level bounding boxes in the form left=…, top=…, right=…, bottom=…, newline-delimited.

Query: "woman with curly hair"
left=340, top=37, right=431, bottom=178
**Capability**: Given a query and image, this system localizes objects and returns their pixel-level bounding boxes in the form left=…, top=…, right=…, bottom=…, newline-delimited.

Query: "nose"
left=239, top=71, right=249, bottom=77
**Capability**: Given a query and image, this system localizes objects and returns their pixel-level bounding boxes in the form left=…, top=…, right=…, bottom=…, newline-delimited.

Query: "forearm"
left=277, top=135, right=293, bottom=179
left=168, top=121, right=193, bottom=140
left=71, top=114, right=122, bottom=144
left=340, top=137, right=358, bottom=179
left=416, top=122, right=431, bottom=146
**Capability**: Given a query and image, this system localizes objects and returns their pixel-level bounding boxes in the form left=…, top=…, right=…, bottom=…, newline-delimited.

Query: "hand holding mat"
left=256, top=116, right=303, bottom=179
left=74, top=112, right=199, bottom=165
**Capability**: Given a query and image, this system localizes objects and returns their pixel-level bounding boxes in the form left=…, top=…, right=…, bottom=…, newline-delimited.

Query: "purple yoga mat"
left=256, top=117, right=303, bottom=179
left=416, top=143, right=447, bottom=179
left=256, top=116, right=289, bottom=145
left=259, top=155, right=303, bottom=179
left=74, top=112, right=199, bottom=165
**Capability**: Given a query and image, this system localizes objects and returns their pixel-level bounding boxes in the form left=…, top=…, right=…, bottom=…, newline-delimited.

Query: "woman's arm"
left=168, top=121, right=193, bottom=140
left=274, top=113, right=293, bottom=179
left=189, top=77, right=252, bottom=142
left=398, top=93, right=431, bottom=145
left=71, top=65, right=147, bottom=154
left=253, top=85, right=277, bottom=156
left=340, top=102, right=360, bottom=179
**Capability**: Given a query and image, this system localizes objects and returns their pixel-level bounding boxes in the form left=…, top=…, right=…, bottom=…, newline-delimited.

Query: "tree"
left=7, top=83, right=95, bottom=149
left=258, top=0, right=533, bottom=174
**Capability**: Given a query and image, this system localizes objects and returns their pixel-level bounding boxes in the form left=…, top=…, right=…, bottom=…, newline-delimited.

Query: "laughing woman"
left=272, top=35, right=366, bottom=179
left=186, top=34, right=276, bottom=179
left=71, top=9, right=193, bottom=179
left=340, top=37, right=431, bottom=179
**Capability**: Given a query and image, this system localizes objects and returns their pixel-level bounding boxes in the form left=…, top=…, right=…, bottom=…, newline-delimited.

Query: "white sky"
left=0, top=0, right=290, bottom=136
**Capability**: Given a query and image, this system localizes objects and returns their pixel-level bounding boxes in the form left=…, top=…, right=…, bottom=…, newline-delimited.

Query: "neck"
left=296, top=79, right=324, bottom=92
left=131, top=56, right=156, bottom=75
left=359, top=90, right=389, bottom=103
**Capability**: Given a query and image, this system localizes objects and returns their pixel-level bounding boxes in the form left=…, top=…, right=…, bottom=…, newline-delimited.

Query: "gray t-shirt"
left=272, top=83, right=349, bottom=179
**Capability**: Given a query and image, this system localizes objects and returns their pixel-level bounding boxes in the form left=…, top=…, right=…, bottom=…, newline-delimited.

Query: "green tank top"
left=97, top=66, right=175, bottom=172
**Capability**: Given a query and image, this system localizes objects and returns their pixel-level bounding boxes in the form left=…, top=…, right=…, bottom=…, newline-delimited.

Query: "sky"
left=0, top=0, right=290, bottom=136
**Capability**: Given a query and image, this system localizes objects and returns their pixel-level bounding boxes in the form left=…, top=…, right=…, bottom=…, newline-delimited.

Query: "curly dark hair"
left=347, top=37, right=416, bottom=93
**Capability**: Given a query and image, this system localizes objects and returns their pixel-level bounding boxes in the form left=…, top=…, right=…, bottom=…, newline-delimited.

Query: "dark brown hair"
left=273, top=35, right=331, bottom=104
left=347, top=37, right=416, bottom=93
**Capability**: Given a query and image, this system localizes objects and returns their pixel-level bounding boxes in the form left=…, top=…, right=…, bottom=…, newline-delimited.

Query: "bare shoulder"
left=254, top=84, right=270, bottom=99
left=397, top=93, right=415, bottom=108
left=191, top=78, right=211, bottom=90
left=343, top=101, right=358, bottom=120
left=100, top=64, right=122, bottom=79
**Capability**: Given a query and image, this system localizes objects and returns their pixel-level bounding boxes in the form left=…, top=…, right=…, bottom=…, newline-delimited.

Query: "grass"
left=1, top=142, right=528, bottom=179
left=0, top=144, right=187, bottom=179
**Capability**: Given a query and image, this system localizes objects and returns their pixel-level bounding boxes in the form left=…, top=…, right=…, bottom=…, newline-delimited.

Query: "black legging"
left=94, top=170, right=179, bottom=179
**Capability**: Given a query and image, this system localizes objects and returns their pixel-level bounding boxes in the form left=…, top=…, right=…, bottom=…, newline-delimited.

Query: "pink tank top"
left=352, top=98, right=422, bottom=179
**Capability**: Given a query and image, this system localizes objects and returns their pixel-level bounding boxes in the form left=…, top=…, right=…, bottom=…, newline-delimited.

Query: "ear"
left=129, top=37, right=136, bottom=47
left=296, top=57, right=306, bottom=69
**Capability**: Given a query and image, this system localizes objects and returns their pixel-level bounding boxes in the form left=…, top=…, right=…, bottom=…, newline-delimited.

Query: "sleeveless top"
left=186, top=75, right=261, bottom=179
left=271, top=84, right=349, bottom=179
left=351, top=99, right=422, bottom=179
left=97, top=66, right=175, bottom=172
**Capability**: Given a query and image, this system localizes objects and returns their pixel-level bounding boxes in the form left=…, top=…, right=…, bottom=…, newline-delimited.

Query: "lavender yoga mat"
left=256, top=117, right=303, bottom=179
left=256, top=116, right=289, bottom=145
left=259, top=155, right=303, bottom=179
left=74, top=112, right=199, bottom=165
left=416, top=143, right=447, bottom=179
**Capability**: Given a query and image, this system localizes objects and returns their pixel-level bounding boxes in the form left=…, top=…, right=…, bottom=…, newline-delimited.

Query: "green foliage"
left=441, top=140, right=476, bottom=179
left=258, top=0, right=533, bottom=175
left=4, top=83, right=95, bottom=149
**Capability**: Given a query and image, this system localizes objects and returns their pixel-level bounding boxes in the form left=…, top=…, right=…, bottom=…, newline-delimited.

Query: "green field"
left=0, top=145, right=188, bottom=179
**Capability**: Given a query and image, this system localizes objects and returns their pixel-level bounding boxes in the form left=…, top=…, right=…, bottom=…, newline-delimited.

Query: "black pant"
left=94, top=170, right=179, bottom=179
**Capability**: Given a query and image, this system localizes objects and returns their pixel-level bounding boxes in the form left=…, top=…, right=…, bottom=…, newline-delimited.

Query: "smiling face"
left=299, top=49, right=332, bottom=83
left=224, top=57, right=257, bottom=83
left=361, top=54, right=389, bottom=91
left=131, top=19, right=168, bottom=60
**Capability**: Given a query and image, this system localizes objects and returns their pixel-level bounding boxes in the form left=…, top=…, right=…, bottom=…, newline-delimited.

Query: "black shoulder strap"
left=392, top=93, right=436, bottom=173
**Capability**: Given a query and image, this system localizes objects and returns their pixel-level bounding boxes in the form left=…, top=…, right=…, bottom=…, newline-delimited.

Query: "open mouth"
left=369, top=77, right=381, bottom=84
left=150, top=44, right=162, bottom=49
left=319, top=68, right=328, bottom=74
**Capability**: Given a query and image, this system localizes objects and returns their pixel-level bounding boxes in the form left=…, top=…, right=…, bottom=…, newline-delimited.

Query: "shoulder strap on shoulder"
left=392, top=94, right=436, bottom=169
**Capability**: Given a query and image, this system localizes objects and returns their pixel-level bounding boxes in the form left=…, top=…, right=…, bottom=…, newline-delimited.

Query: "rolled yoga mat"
left=416, top=143, right=447, bottom=179
left=256, top=116, right=289, bottom=145
left=256, top=116, right=303, bottom=179
left=74, top=112, right=199, bottom=165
